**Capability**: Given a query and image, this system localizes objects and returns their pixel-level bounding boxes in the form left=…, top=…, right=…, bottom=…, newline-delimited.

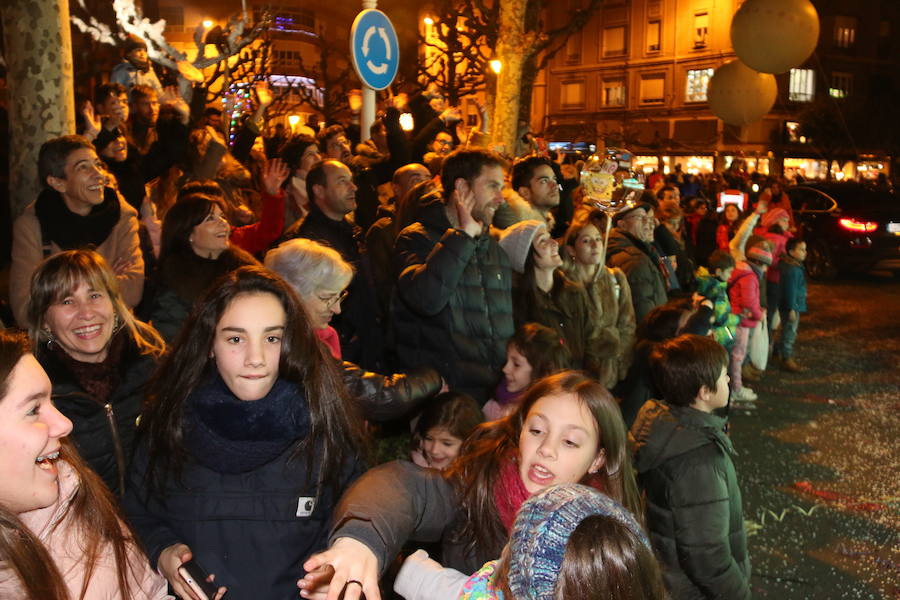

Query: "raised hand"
left=453, top=183, right=482, bottom=238
left=262, top=158, right=290, bottom=195
left=299, top=537, right=381, bottom=600
left=82, top=101, right=101, bottom=141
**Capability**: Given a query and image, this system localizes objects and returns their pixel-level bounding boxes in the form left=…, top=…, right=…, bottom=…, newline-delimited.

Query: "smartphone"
left=177, top=559, right=220, bottom=600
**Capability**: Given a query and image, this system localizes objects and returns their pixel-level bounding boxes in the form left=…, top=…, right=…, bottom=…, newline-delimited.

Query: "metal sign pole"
left=361, top=0, right=377, bottom=141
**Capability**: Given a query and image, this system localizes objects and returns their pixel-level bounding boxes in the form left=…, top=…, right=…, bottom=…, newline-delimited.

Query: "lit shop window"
left=685, top=68, right=714, bottom=102
left=789, top=68, right=815, bottom=102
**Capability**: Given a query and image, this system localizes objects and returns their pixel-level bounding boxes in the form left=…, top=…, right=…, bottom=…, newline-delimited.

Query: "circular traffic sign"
left=350, top=9, right=399, bottom=91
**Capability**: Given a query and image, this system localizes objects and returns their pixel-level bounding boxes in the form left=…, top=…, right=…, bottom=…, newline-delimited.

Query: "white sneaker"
left=732, top=387, right=758, bottom=402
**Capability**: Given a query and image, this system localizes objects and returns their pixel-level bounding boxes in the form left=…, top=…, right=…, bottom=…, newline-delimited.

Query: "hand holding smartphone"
left=177, top=559, right=221, bottom=600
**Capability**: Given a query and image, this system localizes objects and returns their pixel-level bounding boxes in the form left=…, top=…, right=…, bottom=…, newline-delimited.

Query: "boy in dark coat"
left=630, top=334, right=751, bottom=599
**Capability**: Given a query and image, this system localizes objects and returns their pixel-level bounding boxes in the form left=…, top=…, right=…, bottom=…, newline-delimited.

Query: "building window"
left=834, top=16, right=857, bottom=48
left=561, top=81, right=586, bottom=108
left=685, top=68, right=714, bottom=102
left=565, top=31, right=582, bottom=64
left=603, top=26, right=626, bottom=57
left=693, top=12, right=709, bottom=48
left=829, top=72, right=853, bottom=98
left=640, top=75, right=665, bottom=104
left=789, top=69, right=815, bottom=102
left=603, top=79, right=626, bottom=106
left=258, top=6, right=316, bottom=34
left=647, top=20, right=661, bottom=52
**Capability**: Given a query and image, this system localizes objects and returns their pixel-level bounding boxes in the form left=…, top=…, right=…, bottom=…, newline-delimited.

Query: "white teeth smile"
left=532, top=464, right=553, bottom=477
left=36, top=451, right=60, bottom=469
left=74, top=324, right=102, bottom=335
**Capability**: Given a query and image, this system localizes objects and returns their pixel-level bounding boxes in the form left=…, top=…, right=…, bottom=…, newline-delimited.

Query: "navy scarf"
left=183, top=370, right=310, bottom=474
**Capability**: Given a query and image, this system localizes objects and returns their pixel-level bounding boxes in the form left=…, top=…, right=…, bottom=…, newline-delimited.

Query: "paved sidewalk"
left=729, top=274, right=900, bottom=599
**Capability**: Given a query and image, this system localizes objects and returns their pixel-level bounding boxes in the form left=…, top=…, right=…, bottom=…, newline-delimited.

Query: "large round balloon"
left=731, top=0, right=820, bottom=74
left=707, top=59, right=777, bottom=126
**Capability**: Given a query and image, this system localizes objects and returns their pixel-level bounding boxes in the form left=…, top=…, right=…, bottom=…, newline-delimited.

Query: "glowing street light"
left=490, top=59, right=502, bottom=74
left=202, top=19, right=214, bottom=29
left=288, top=114, right=301, bottom=133
left=423, top=17, right=434, bottom=25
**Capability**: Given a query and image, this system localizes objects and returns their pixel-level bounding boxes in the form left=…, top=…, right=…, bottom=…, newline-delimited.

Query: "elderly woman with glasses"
left=266, top=238, right=441, bottom=422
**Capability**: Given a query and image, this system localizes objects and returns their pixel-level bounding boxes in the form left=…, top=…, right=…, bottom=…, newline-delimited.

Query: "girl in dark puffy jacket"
left=27, top=249, right=166, bottom=496
left=124, top=266, right=367, bottom=600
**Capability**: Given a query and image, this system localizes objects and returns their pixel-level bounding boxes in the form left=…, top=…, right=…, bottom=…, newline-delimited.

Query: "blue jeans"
left=778, top=311, right=799, bottom=358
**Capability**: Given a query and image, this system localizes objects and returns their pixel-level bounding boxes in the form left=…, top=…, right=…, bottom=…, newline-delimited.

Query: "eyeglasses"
left=318, top=289, right=348, bottom=308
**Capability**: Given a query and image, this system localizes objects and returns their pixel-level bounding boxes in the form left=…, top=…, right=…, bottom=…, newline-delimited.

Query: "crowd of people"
left=0, top=51, right=825, bottom=599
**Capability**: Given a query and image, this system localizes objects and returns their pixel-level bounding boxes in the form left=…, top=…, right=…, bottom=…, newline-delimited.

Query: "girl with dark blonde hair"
left=27, top=249, right=165, bottom=495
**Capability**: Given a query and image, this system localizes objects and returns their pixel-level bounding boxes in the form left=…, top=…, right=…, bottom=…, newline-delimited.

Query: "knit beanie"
left=499, top=220, right=545, bottom=274
left=122, top=33, right=147, bottom=55
left=507, top=484, right=649, bottom=600
left=746, top=244, right=773, bottom=266
left=761, top=207, right=789, bottom=229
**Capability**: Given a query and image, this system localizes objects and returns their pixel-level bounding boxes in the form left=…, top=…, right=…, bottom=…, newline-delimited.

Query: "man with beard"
left=391, top=148, right=514, bottom=403
left=110, top=34, right=163, bottom=95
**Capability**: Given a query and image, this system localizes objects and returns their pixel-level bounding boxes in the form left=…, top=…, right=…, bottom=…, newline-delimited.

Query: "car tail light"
left=839, top=218, right=878, bottom=233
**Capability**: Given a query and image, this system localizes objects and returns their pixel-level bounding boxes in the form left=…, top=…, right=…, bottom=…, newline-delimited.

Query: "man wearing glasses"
left=607, top=202, right=668, bottom=322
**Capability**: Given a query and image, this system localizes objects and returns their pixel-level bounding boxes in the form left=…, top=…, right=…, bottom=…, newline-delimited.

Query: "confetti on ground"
left=729, top=274, right=900, bottom=599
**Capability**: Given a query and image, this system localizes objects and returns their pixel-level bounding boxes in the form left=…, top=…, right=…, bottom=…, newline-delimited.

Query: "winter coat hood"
left=630, top=399, right=733, bottom=474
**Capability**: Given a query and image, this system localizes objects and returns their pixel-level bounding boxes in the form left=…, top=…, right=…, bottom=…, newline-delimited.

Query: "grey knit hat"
left=508, top=483, right=649, bottom=600
left=499, top=220, right=545, bottom=274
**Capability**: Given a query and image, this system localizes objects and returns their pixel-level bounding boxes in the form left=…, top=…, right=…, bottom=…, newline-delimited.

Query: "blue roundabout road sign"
left=350, top=9, right=399, bottom=91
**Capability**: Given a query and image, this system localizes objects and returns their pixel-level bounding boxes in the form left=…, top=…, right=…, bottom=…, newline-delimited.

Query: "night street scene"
left=0, top=0, right=898, bottom=599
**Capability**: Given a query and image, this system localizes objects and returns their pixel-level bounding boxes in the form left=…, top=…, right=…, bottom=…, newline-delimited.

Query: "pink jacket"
left=0, top=461, right=170, bottom=600
left=728, top=262, right=763, bottom=328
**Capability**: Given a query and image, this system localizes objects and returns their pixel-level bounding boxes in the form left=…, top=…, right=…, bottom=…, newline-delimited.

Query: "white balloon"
left=708, top=59, right=778, bottom=126
left=731, top=0, right=820, bottom=74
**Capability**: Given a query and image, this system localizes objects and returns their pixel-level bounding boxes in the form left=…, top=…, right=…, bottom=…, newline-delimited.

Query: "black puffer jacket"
left=341, top=360, right=442, bottom=421
left=630, top=400, right=751, bottom=599
left=607, top=228, right=668, bottom=323
left=392, top=194, right=514, bottom=403
left=37, top=336, right=157, bottom=495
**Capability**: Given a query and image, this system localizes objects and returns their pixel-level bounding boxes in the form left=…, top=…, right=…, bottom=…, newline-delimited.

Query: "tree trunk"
left=518, top=53, right=538, bottom=124
left=491, top=0, right=528, bottom=156
left=3, top=0, right=76, bottom=216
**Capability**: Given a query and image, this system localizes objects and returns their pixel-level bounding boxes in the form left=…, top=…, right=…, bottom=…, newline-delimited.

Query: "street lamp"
left=423, top=17, right=434, bottom=25
left=202, top=19, right=214, bottom=29
left=490, top=59, right=502, bottom=74
left=288, top=114, right=300, bottom=133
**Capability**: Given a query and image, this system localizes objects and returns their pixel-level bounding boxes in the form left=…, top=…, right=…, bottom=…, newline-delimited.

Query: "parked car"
left=787, top=182, right=900, bottom=279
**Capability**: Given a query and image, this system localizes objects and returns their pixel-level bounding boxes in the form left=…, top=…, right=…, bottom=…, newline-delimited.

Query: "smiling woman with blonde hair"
left=26, top=249, right=165, bottom=496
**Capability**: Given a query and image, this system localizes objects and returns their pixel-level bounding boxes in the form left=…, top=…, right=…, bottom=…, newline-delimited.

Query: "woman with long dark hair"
left=498, top=220, right=603, bottom=379
left=27, top=249, right=165, bottom=495
left=124, top=266, right=366, bottom=599
left=0, top=329, right=167, bottom=600
left=299, top=371, right=642, bottom=600
left=144, top=193, right=258, bottom=340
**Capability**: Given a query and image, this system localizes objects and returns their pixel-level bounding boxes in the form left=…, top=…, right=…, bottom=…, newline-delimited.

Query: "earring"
left=112, top=313, right=120, bottom=332
left=45, top=329, right=56, bottom=350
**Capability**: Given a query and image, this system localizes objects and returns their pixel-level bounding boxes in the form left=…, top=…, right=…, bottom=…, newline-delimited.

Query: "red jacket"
left=728, top=262, right=763, bottom=327
left=230, top=189, right=285, bottom=255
